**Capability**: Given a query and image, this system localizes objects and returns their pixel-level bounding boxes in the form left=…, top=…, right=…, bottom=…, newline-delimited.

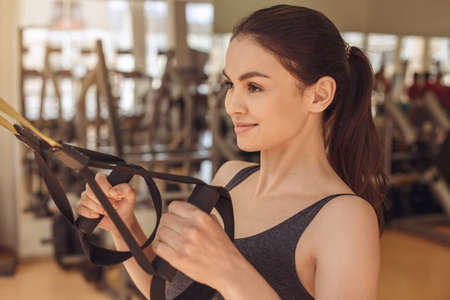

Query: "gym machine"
left=383, top=92, right=450, bottom=245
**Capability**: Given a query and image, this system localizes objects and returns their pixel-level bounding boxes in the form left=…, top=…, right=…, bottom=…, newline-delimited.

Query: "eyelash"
left=223, top=80, right=263, bottom=93
left=248, top=83, right=262, bottom=93
left=224, top=79, right=234, bottom=89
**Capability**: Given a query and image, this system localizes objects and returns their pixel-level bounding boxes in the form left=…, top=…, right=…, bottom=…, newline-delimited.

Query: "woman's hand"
left=152, top=201, right=243, bottom=289
left=76, top=172, right=137, bottom=234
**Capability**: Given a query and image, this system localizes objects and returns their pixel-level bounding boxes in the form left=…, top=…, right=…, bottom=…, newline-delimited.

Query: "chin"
left=236, top=140, right=261, bottom=153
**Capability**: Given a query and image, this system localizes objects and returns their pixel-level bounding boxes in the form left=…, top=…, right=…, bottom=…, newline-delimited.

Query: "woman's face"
left=223, top=36, right=311, bottom=152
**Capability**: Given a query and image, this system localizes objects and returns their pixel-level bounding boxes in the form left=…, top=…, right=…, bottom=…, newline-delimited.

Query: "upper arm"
left=313, top=197, right=380, bottom=300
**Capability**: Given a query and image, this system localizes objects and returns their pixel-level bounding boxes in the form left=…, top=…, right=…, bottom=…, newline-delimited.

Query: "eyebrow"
left=222, top=69, right=270, bottom=81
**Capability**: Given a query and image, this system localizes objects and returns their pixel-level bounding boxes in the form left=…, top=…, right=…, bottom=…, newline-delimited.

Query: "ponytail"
left=325, top=47, right=388, bottom=233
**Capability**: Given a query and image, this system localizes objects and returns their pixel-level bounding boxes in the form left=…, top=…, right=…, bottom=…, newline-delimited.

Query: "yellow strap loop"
left=0, top=97, right=61, bottom=148
left=0, top=114, right=19, bottom=135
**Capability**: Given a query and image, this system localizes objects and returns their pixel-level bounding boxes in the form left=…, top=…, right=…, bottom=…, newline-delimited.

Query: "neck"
left=254, top=126, right=340, bottom=199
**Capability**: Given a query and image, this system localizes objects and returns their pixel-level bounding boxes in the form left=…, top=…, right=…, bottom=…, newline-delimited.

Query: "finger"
left=79, top=191, right=107, bottom=215
left=168, top=201, right=203, bottom=219
left=110, top=183, right=136, bottom=203
left=168, top=201, right=213, bottom=232
left=94, top=172, right=113, bottom=197
left=159, top=213, right=190, bottom=235
left=155, top=224, right=180, bottom=249
left=84, top=172, right=112, bottom=204
left=76, top=199, right=102, bottom=218
left=84, top=186, right=105, bottom=206
left=152, top=239, right=178, bottom=263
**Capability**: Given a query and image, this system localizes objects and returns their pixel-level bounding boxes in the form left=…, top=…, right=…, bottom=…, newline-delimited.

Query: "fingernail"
left=113, top=203, right=119, bottom=209
left=90, top=212, right=98, bottom=218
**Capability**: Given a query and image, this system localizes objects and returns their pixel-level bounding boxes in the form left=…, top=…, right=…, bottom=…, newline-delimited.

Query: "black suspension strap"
left=0, top=98, right=234, bottom=299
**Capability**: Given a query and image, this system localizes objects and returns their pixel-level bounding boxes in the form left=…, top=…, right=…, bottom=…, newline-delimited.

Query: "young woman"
left=77, top=5, right=387, bottom=299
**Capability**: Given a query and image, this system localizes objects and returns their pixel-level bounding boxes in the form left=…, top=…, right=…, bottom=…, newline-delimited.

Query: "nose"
left=225, top=89, right=247, bottom=117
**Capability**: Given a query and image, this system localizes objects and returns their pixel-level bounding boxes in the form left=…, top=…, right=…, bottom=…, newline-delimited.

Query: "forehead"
left=225, top=37, right=288, bottom=78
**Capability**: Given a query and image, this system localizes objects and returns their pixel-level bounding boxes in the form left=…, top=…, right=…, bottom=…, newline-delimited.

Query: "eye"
left=223, top=79, right=234, bottom=90
left=248, top=83, right=263, bottom=93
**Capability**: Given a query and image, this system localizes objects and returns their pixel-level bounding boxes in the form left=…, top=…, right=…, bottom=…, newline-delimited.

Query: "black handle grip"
left=76, top=170, right=134, bottom=234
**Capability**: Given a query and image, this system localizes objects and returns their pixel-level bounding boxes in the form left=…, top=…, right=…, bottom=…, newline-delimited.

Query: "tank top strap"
left=299, top=193, right=358, bottom=226
left=225, top=164, right=260, bottom=191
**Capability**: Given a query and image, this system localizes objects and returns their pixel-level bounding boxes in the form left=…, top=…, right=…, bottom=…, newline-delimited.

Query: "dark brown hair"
left=231, top=5, right=388, bottom=232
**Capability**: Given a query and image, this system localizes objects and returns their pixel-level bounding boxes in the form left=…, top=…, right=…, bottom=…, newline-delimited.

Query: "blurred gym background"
left=0, top=0, right=449, bottom=299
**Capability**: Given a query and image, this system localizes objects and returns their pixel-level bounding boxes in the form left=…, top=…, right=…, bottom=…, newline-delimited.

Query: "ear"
left=309, top=76, right=336, bottom=113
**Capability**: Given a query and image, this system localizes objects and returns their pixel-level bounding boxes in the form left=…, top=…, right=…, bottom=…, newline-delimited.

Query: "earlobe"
left=311, top=76, right=336, bottom=112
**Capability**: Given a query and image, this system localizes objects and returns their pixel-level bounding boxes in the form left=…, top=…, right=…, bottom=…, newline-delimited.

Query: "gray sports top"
left=166, top=165, right=354, bottom=299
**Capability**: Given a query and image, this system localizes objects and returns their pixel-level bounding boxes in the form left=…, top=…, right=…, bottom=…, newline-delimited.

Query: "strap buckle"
left=13, top=124, right=41, bottom=152
left=54, top=144, right=90, bottom=172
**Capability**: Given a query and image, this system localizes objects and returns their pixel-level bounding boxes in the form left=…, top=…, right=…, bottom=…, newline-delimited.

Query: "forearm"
left=217, top=255, right=281, bottom=300
left=111, top=217, right=156, bottom=299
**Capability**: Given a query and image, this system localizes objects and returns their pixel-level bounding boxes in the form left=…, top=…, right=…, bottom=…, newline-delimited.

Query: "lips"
left=233, top=121, right=258, bottom=134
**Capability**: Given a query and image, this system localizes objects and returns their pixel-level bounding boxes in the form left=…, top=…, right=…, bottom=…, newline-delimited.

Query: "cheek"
left=263, top=101, right=307, bottom=134
left=223, top=93, right=230, bottom=114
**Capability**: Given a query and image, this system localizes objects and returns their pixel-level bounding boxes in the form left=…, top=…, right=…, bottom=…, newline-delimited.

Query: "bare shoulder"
left=317, top=195, right=379, bottom=235
left=312, top=195, right=380, bottom=299
left=313, top=195, right=380, bottom=248
left=211, top=160, right=258, bottom=187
